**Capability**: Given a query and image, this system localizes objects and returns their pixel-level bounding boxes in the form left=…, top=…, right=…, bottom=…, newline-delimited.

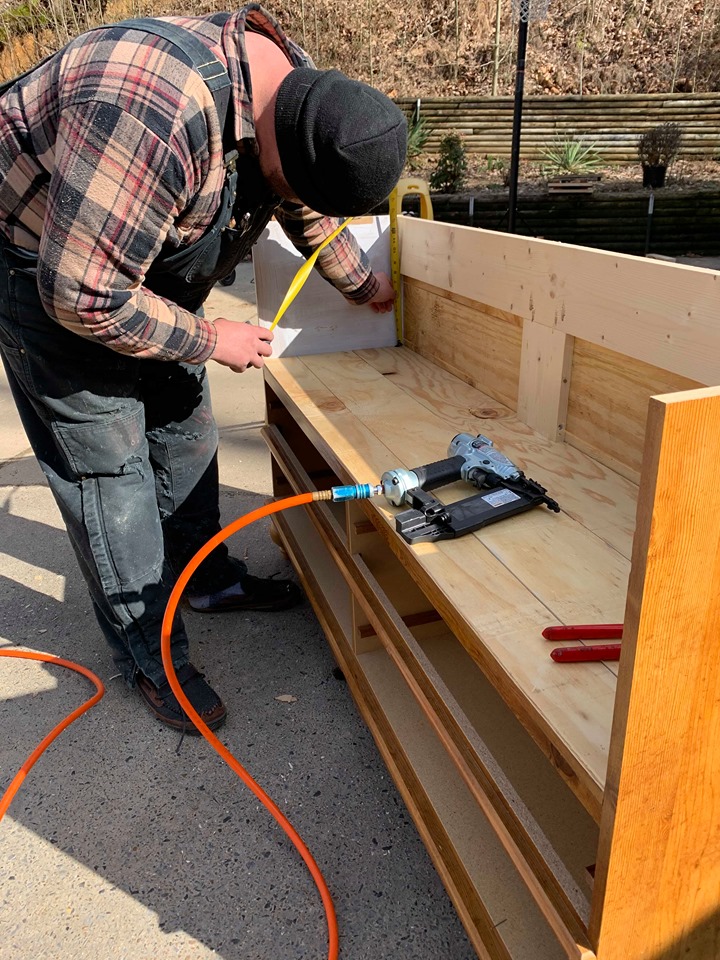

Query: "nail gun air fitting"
left=380, top=434, right=560, bottom=544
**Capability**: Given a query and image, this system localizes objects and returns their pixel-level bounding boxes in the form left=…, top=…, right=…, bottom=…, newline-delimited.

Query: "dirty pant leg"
left=141, top=363, right=247, bottom=595
left=0, top=244, right=189, bottom=687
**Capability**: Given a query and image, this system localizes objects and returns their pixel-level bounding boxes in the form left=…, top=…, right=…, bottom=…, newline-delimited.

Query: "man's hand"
left=366, top=271, right=395, bottom=313
left=210, top=318, right=274, bottom=373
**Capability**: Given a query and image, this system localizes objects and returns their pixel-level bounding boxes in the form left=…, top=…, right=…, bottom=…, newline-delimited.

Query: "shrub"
left=637, top=123, right=682, bottom=167
left=540, top=136, right=602, bottom=176
left=429, top=132, right=467, bottom=192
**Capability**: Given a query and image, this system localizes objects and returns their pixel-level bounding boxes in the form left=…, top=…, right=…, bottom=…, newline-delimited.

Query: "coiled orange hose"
left=0, top=493, right=338, bottom=959
left=160, top=492, right=339, bottom=960
left=0, top=649, right=105, bottom=821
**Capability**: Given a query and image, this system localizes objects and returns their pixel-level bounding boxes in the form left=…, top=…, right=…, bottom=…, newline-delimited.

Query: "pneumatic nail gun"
left=380, top=433, right=560, bottom=544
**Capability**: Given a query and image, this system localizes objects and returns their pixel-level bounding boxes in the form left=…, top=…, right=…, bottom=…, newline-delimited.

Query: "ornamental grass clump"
left=541, top=136, right=602, bottom=176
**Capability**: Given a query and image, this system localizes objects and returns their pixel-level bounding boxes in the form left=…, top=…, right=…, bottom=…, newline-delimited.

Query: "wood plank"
left=356, top=343, right=515, bottom=421
left=565, top=339, right=702, bottom=483
left=403, top=279, right=522, bottom=410
left=351, top=536, right=441, bottom=625
left=590, top=386, right=720, bottom=959
left=350, top=552, right=594, bottom=949
left=421, top=632, right=600, bottom=900
left=357, top=609, right=443, bottom=639
left=267, top=347, right=626, bottom=581
left=399, top=218, right=720, bottom=385
left=357, top=348, right=638, bottom=559
left=355, top=650, right=513, bottom=960
left=266, top=350, right=636, bottom=624
left=357, top=349, right=637, bottom=559
left=264, top=354, right=623, bottom=814
left=517, top=321, right=573, bottom=442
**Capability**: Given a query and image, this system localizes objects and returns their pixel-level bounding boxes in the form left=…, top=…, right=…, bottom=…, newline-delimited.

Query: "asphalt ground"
left=0, top=264, right=474, bottom=960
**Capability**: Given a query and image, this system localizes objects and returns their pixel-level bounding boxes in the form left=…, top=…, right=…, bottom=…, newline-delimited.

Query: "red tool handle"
left=550, top=643, right=622, bottom=662
left=542, top=623, right=623, bottom=641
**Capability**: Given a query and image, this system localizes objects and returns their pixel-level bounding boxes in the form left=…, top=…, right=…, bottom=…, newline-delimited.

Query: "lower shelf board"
left=415, top=632, right=599, bottom=899
left=356, top=644, right=574, bottom=960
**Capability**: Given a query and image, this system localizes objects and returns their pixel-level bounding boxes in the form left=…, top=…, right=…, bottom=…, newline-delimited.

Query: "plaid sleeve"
left=273, top=203, right=380, bottom=304
left=37, top=99, right=217, bottom=362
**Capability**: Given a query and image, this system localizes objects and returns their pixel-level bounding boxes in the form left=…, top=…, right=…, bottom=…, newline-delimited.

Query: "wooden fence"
left=396, top=93, right=720, bottom=162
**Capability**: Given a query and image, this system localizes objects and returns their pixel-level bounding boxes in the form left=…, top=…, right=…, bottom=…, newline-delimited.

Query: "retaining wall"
left=389, top=187, right=720, bottom=257
left=397, top=94, right=720, bottom=162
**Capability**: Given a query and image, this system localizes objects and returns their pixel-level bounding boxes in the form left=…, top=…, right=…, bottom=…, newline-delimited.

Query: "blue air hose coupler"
left=330, top=484, right=382, bottom=502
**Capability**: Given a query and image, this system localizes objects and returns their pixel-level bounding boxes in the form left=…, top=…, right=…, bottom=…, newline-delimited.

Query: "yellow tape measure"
left=388, top=178, right=433, bottom=343
left=269, top=217, right=354, bottom=331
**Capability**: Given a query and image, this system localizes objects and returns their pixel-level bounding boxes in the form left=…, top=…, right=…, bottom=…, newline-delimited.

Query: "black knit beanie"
left=274, top=68, right=407, bottom=217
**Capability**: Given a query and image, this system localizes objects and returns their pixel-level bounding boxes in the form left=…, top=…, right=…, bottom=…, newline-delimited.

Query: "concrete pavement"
left=0, top=264, right=473, bottom=959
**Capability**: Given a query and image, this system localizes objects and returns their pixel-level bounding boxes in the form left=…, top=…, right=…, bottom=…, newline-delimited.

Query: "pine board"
left=265, top=348, right=634, bottom=816
left=591, top=386, right=720, bottom=958
left=399, top=218, right=720, bottom=386
left=565, top=339, right=702, bottom=483
left=402, top=279, right=523, bottom=410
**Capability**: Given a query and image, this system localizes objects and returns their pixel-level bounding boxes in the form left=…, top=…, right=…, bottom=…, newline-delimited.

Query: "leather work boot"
left=136, top=663, right=227, bottom=734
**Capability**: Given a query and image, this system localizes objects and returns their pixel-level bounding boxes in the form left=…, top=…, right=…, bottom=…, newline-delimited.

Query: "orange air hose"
left=0, top=649, right=105, bottom=821
left=0, top=492, right=339, bottom=959
left=160, top=491, right=339, bottom=960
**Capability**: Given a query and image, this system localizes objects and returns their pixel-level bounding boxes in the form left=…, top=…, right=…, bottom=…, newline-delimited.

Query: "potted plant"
left=637, top=123, right=682, bottom=188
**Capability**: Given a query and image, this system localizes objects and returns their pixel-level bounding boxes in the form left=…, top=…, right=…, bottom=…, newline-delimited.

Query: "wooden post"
left=590, top=386, right=720, bottom=958
left=517, top=319, right=573, bottom=441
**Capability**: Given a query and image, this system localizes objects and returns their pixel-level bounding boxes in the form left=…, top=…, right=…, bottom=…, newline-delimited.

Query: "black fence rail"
left=396, top=94, right=720, bottom=162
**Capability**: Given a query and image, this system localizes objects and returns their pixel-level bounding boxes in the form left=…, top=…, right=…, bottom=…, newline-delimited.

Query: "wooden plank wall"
left=400, top=219, right=717, bottom=482
left=395, top=93, right=720, bottom=160
left=564, top=343, right=699, bottom=481
left=402, top=280, right=522, bottom=412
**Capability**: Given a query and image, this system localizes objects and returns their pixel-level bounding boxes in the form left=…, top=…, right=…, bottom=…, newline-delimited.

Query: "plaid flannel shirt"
left=0, top=4, right=378, bottom=362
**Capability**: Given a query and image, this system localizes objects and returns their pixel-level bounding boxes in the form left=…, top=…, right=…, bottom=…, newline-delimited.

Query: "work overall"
left=0, top=17, right=281, bottom=687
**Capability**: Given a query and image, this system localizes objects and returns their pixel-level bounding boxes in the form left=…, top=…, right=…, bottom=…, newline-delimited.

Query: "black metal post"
left=507, top=11, right=529, bottom=234
left=644, top=190, right=655, bottom=256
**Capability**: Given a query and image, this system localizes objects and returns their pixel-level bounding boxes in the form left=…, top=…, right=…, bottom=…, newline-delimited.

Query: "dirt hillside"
left=1, top=0, right=719, bottom=98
